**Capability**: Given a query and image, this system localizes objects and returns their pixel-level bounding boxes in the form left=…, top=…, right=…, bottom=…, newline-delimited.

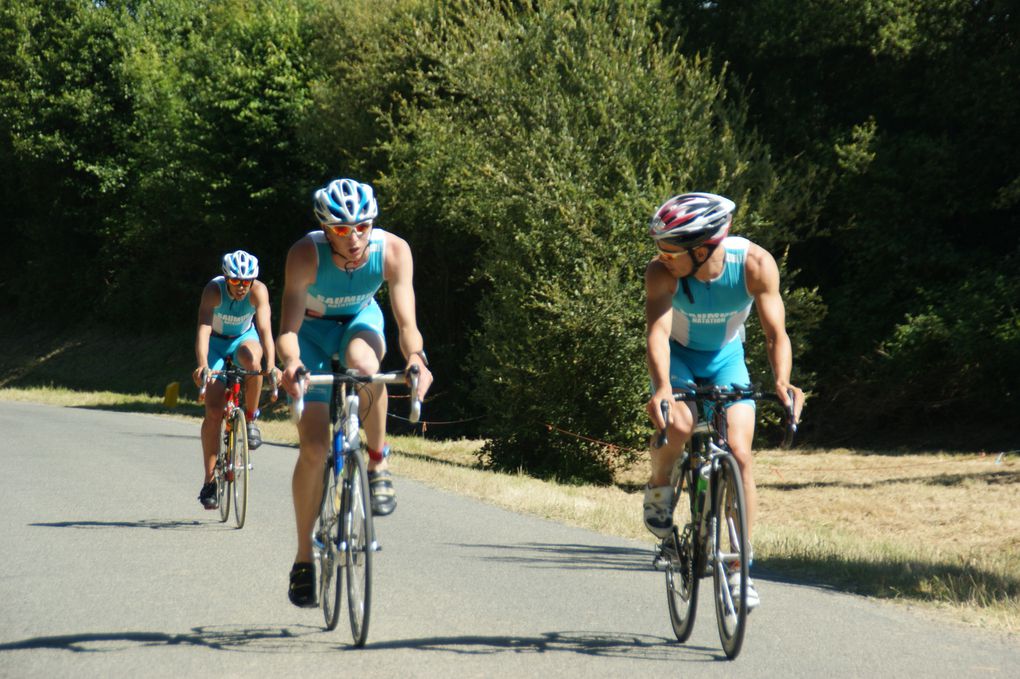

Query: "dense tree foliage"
left=1, top=0, right=1013, bottom=480
left=663, top=0, right=1020, bottom=447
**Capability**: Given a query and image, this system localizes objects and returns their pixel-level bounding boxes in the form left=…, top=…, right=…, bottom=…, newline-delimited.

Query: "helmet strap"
left=323, top=228, right=367, bottom=273
left=680, top=243, right=720, bottom=303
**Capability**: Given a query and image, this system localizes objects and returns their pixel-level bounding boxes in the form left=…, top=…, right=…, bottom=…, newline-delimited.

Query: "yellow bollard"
left=163, top=381, right=180, bottom=408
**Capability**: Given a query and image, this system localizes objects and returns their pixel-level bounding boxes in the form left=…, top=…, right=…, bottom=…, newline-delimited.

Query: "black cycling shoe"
left=198, top=481, right=218, bottom=510
left=288, top=562, right=316, bottom=608
left=368, top=470, right=397, bottom=516
left=246, top=422, right=262, bottom=450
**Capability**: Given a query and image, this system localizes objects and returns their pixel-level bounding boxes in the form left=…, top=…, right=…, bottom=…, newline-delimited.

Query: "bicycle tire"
left=344, top=448, right=373, bottom=647
left=665, top=457, right=700, bottom=641
left=319, top=454, right=343, bottom=631
left=231, top=409, right=249, bottom=529
left=711, top=453, right=749, bottom=659
left=216, top=428, right=231, bottom=523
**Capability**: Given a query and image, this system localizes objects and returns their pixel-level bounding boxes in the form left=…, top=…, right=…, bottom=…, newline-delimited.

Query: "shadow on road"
left=367, top=629, right=723, bottom=661
left=0, top=625, right=319, bottom=654
left=453, top=541, right=657, bottom=573
left=30, top=519, right=211, bottom=530
left=0, top=626, right=727, bottom=662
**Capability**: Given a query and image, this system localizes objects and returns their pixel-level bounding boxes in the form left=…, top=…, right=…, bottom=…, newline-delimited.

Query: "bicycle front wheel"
left=666, top=458, right=700, bottom=641
left=231, top=409, right=249, bottom=529
left=318, top=455, right=343, bottom=631
left=711, top=453, right=749, bottom=659
left=344, top=449, right=374, bottom=647
left=216, top=433, right=231, bottom=523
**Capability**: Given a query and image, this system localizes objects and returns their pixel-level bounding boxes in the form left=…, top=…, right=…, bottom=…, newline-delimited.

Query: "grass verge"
left=2, top=385, right=1017, bottom=635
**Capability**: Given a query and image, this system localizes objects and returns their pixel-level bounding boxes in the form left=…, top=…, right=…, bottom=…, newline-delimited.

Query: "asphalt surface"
left=1, top=401, right=1017, bottom=678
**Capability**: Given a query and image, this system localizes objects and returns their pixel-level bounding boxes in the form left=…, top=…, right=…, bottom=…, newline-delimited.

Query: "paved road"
left=0, top=401, right=1016, bottom=678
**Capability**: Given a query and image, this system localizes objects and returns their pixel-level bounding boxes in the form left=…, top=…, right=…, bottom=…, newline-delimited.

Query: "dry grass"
left=3, top=386, right=1018, bottom=634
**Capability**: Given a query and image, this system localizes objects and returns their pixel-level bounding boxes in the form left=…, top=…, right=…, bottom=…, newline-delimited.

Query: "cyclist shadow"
left=0, top=626, right=725, bottom=661
left=366, top=630, right=722, bottom=661
left=30, top=519, right=206, bottom=530
left=452, top=541, right=656, bottom=573
left=0, top=625, right=321, bottom=654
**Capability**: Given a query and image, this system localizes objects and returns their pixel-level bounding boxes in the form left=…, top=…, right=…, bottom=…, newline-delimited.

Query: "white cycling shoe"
left=642, top=485, right=674, bottom=539
left=727, top=571, right=761, bottom=610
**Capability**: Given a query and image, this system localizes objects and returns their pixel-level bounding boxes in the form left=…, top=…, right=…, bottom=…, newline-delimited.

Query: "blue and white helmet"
left=221, top=250, right=259, bottom=279
left=313, top=178, right=378, bottom=225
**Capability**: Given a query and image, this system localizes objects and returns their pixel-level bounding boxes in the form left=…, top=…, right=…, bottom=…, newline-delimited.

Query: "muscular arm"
left=193, top=282, right=220, bottom=386
left=278, top=238, right=316, bottom=395
left=645, top=260, right=678, bottom=429
left=746, top=244, right=802, bottom=418
left=384, top=234, right=433, bottom=399
left=250, top=281, right=276, bottom=371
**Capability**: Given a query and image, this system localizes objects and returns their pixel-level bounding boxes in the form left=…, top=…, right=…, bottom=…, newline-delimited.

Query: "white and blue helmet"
left=313, top=178, right=379, bottom=225
left=221, top=250, right=259, bottom=279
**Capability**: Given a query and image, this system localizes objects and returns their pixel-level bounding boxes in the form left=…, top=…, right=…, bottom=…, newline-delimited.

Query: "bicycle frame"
left=199, top=360, right=274, bottom=529
left=291, top=363, right=420, bottom=645
left=658, top=383, right=795, bottom=659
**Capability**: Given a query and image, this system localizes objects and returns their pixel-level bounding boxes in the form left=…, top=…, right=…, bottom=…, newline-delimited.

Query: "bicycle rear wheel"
left=344, top=449, right=374, bottom=647
left=231, top=409, right=249, bottom=529
left=666, top=458, right=700, bottom=641
left=216, top=433, right=231, bottom=523
left=318, top=455, right=343, bottom=630
left=711, top=453, right=749, bottom=659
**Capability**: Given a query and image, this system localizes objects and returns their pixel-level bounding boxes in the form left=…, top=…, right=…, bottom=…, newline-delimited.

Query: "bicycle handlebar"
left=289, top=365, right=421, bottom=426
left=654, top=384, right=797, bottom=449
left=199, top=367, right=278, bottom=401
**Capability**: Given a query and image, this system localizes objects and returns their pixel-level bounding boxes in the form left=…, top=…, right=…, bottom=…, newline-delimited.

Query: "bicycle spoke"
left=665, top=458, right=699, bottom=642
left=319, top=458, right=343, bottom=631
left=345, top=450, right=373, bottom=647
left=712, top=455, right=748, bottom=659
left=232, top=409, right=249, bottom=529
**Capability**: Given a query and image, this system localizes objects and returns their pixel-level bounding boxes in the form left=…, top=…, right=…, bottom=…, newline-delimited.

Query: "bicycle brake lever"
left=782, top=388, right=798, bottom=448
left=290, top=368, right=308, bottom=423
left=654, top=399, right=670, bottom=449
left=406, top=364, right=421, bottom=424
left=198, top=368, right=210, bottom=403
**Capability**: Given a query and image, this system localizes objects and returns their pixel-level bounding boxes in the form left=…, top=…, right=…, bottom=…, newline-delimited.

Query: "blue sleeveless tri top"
left=211, top=277, right=256, bottom=337
left=304, top=229, right=386, bottom=318
left=669, top=237, right=753, bottom=352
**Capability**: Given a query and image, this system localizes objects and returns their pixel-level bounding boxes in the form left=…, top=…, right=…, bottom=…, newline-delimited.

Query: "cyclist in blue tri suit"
left=643, top=193, right=804, bottom=610
left=192, top=250, right=277, bottom=510
left=278, top=178, right=433, bottom=607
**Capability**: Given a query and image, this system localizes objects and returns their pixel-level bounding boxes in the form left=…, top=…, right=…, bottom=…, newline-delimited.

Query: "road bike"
left=291, top=361, right=421, bottom=647
left=655, top=383, right=795, bottom=659
left=200, top=359, right=276, bottom=529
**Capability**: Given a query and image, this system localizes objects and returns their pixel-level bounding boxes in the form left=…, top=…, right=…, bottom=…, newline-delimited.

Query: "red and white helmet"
left=648, top=192, right=736, bottom=249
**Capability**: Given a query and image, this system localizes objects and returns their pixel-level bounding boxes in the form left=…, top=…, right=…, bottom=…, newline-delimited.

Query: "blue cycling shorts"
left=208, top=325, right=260, bottom=377
left=297, top=299, right=385, bottom=403
left=666, top=339, right=754, bottom=412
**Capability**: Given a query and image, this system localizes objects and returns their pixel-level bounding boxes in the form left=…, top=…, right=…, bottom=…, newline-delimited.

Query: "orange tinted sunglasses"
left=657, top=248, right=689, bottom=261
left=227, top=277, right=253, bottom=286
left=324, top=222, right=372, bottom=238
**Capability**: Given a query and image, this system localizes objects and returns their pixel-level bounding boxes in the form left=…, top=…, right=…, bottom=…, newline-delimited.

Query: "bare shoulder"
left=250, top=280, right=270, bottom=304
left=383, top=229, right=411, bottom=256
left=382, top=229, right=413, bottom=279
left=744, top=241, right=780, bottom=294
left=201, top=279, right=222, bottom=303
left=288, top=233, right=316, bottom=260
left=285, top=234, right=318, bottom=277
left=645, top=257, right=676, bottom=291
